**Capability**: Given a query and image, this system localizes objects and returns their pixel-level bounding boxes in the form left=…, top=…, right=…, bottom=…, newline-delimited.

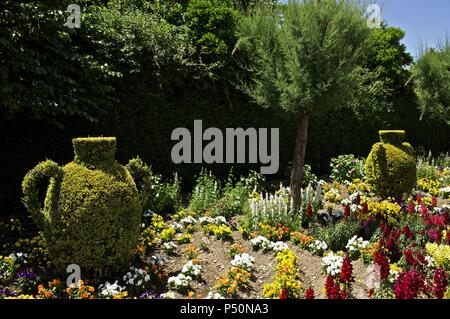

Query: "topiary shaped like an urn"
left=365, top=130, right=416, bottom=199
left=22, top=137, right=145, bottom=277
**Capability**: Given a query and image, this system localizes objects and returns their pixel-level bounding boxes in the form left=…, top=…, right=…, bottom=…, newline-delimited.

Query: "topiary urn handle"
left=22, top=160, right=64, bottom=229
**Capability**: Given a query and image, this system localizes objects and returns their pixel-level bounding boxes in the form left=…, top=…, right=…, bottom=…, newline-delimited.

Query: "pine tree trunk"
left=290, top=113, right=311, bottom=214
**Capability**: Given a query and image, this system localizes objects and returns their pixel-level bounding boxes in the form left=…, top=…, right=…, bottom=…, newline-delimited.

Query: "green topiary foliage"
left=22, top=137, right=142, bottom=278
left=365, top=130, right=416, bottom=199
left=379, top=130, right=406, bottom=145
left=125, top=156, right=153, bottom=211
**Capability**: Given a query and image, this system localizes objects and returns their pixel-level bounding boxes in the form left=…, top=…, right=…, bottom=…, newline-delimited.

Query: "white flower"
left=181, top=261, right=203, bottom=278
left=172, top=222, right=183, bottom=231
left=98, top=281, right=125, bottom=298
left=213, top=216, right=227, bottom=225
left=180, top=216, right=197, bottom=225
left=149, top=253, right=167, bottom=267
left=346, top=236, right=369, bottom=252
left=199, top=216, right=227, bottom=225
left=309, top=240, right=328, bottom=254
left=163, top=241, right=177, bottom=252
left=122, top=267, right=151, bottom=288
left=8, top=252, right=28, bottom=264
left=425, top=255, right=435, bottom=268
left=167, top=273, right=192, bottom=291
left=272, top=241, right=288, bottom=252
left=230, top=253, right=255, bottom=270
left=206, top=291, right=225, bottom=299
left=322, top=253, right=343, bottom=276
left=341, top=198, right=352, bottom=206
left=161, top=291, right=177, bottom=299
left=250, top=235, right=273, bottom=251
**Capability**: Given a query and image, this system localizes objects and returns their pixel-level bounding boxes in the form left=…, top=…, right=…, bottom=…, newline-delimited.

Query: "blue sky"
left=280, top=0, right=450, bottom=58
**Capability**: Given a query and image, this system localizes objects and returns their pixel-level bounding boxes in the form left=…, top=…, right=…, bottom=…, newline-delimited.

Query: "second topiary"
left=365, top=130, right=416, bottom=199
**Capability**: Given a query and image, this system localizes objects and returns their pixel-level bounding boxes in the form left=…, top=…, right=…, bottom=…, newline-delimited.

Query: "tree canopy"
left=411, top=42, right=450, bottom=125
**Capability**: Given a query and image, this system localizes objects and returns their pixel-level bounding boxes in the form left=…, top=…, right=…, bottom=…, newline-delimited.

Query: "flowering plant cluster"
left=98, top=281, right=127, bottom=299
left=308, top=240, right=328, bottom=256
left=167, top=273, right=192, bottom=293
left=257, top=223, right=290, bottom=242
left=199, top=216, right=227, bottom=226
left=346, top=236, right=370, bottom=259
left=160, top=227, right=176, bottom=242
left=122, top=267, right=152, bottom=294
left=163, top=241, right=177, bottom=254
left=181, top=260, right=203, bottom=279
left=215, top=266, right=252, bottom=298
left=291, top=232, right=315, bottom=249
left=250, top=235, right=274, bottom=252
left=323, top=254, right=354, bottom=299
left=227, top=243, right=245, bottom=259
left=203, top=224, right=233, bottom=241
left=175, top=233, right=192, bottom=244
left=263, top=249, right=302, bottom=299
left=230, top=253, right=255, bottom=271
left=322, top=253, right=343, bottom=277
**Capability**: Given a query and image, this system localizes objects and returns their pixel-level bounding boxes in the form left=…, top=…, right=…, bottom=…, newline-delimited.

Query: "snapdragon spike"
left=432, top=197, right=437, bottom=207
left=373, top=251, right=390, bottom=281
left=434, top=267, right=448, bottom=299
left=325, top=275, right=340, bottom=299
left=344, top=205, right=350, bottom=218
left=394, top=270, right=425, bottom=299
left=341, top=255, right=354, bottom=284
left=304, top=287, right=315, bottom=299
left=306, top=203, right=313, bottom=218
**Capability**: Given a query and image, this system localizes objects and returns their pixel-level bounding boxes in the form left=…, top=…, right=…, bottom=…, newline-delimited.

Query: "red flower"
left=354, top=194, right=361, bottom=205
left=432, top=197, right=438, bottom=207
left=402, top=225, right=414, bottom=240
left=340, top=287, right=348, bottom=300
left=407, top=202, right=416, bottom=213
left=279, top=288, right=288, bottom=299
left=403, top=249, right=418, bottom=267
left=434, top=267, right=448, bottom=299
left=394, top=270, right=425, bottom=299
left=416, top=194, right=422, bottom=203
left=341, top=255, right=354, bottom=284
left=420, top=203, right=428, bottom=214
left=344, top=205, right=350, bottom=218
left=304, top=287, right=315, bottom=299
left=306, top=203, right=313, bottom=218
left=325, top=275, right=340, bottom=299
left=361, top=202, right=368, bottom=215
left=428, top=229, right=440, bottom=243
left=373, top=251, right=390, bottom=280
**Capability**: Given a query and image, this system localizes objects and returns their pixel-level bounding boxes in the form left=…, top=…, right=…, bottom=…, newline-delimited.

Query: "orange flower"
left=81, top=292, right=89, bottom=299
left=52, top=279, right=61, bottom=285
left=44, top=291, right=53, bottom=298
left=89, top=286, right=95, bottom=293
left=66, top=288, right=73, bottom=295
left=38, top=284, right=45, bottom=293
left=79, top=285, right=85, bottom=291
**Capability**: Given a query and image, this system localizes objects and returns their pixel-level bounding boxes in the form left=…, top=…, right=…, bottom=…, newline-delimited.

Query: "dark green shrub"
left=22, top=137, right=142, bottom=278
left=188, top=169, right=221, bottom=213
left=211, top=177, right=251, bottom=218
left=147, top=174, right=182, bottom=214
left=365, top=130, right=416, bottom=199
left=312, top=219, right=360, bottom=252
